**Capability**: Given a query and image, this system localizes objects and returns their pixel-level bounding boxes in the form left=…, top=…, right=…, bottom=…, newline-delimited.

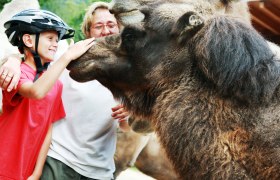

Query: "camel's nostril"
left=109, top=9, right=115, bottom=14
left=189, top=15, right=203, bottom=26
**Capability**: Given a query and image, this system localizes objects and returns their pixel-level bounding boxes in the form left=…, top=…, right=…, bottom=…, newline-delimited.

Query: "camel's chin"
left=69, top=70, right=95, bottom=83
left=67, top=60, right=98, bottom=82
left=66, top=59, right=87, bottom=71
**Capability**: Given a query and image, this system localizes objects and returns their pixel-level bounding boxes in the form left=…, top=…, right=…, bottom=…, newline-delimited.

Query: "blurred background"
left=0, top=0, right=280, bottom=179
left=0, top=0, right=280, bottom=44
left=249, top=0, right=280, bottom=45
left=0, top=0, right=110, bottom=42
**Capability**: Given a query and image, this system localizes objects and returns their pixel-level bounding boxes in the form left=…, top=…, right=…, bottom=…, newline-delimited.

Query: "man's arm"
left=0, top=54, right=22, bottom=92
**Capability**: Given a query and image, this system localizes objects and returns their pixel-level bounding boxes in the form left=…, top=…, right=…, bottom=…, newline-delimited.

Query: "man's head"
left=81, top=2, right=120, bottom=38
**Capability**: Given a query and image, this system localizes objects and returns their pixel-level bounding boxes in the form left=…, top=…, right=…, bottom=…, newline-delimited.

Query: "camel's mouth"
left=68, top=68, right=96, bottom=82
left=67, top=60, right=98, bottom=82
left=66, top=59, right=82, bottom=71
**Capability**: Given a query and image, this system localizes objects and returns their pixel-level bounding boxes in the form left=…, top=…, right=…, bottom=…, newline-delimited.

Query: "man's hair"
left=81, top=2, right=113, bottom=38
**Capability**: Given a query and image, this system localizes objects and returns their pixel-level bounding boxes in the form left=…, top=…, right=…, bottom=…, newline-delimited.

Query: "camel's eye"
left=121, top=27, right=146, bottom=53
left=123, top=32, right=136, bottom=42
left=122, top=27, right=139, bottom=43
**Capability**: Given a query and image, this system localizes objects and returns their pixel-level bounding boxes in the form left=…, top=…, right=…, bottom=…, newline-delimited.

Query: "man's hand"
left=0, top=54, right=21, bottom=92
left=112, top=104, right=131, bottom=132
left=111, top=104, right=129, bottom=122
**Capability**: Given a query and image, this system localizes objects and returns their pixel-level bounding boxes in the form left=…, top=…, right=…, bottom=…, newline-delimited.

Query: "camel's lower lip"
left=69, top=70, right=94, bottom=83
left=66, top=60, right=77, bottom=70
left=67, top=58, right=95, bottom=71
left=68, top=70, right=84, bottom=82
left=66, top=60, right=87, bottom=71
left=68, top=70, right=79, bottom=80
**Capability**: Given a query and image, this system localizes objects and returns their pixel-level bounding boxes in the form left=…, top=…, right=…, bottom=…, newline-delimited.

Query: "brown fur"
left=68, top=0, right=280, bottom=179
left=114, top=131, right=179, bottom=179
left=114, top=117, right=177, bottom=179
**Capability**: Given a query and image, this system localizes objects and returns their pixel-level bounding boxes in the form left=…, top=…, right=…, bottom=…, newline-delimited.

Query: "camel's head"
left=67, top=0, right=250, bottom=94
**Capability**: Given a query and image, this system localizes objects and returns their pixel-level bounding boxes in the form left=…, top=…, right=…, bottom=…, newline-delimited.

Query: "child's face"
left=37, top=30, right=58, bottom=62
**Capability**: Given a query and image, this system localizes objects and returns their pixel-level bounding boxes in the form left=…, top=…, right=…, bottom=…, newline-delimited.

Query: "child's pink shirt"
left=0, top=63, right=65, bottom=180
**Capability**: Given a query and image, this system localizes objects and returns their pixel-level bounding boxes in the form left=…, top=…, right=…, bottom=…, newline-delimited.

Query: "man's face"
left=90, top=8, right=120, bottom=38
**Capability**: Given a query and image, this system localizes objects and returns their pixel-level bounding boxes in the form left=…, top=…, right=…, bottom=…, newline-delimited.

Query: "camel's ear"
left=171, top=12, right=204, bottom=45
left=110, top=0, right=146, bottom=26
left=116, top=10, right=145, bottom=26
left=193, top=16, right=280, bottom=105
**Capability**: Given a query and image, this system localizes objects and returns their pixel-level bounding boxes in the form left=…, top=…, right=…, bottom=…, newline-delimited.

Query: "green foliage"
left=39, top=0, right=111, bottom=41
left=0, top=0, right=11, bottom=11
left=1, top=0, right=110, bottom=41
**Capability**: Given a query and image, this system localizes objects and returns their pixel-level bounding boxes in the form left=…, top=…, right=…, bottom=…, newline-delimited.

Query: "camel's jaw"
left=67, top=61, right=96, bottom=82
left=67, top=54, right=105, bottom=82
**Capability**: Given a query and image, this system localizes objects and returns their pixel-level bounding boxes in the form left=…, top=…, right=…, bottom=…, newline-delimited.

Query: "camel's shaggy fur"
left=67, top=0, right=280, bottom=179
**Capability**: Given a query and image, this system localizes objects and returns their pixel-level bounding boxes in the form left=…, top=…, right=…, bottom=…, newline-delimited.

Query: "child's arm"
left=18, top=38, right=95, bottom=99
left=27, top=124, right=52, bottom=180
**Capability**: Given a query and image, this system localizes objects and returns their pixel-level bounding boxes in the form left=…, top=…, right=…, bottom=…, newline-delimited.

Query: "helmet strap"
left=32, top=33, right=50, bottom=82
left=18, top=33, right=25, bottom=54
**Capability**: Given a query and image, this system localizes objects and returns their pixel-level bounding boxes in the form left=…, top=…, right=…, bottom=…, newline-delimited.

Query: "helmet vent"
left=4, top=9, right=75, bottom=46
left=35, top=18, right=49, bottom=24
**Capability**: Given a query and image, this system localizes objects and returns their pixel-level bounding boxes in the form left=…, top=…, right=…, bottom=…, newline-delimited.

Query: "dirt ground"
left=116, top=168, right=155, bottom=180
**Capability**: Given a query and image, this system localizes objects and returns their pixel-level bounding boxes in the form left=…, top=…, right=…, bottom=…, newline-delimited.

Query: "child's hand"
left=64, top=37, right=95, bottom=61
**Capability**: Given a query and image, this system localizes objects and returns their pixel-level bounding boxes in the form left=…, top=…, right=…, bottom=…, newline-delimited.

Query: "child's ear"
left=22, top=34, right=34, bottom=48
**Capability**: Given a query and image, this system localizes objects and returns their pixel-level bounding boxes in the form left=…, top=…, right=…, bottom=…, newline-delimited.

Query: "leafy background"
left=0, top=0, right=11, bottom=10
left=0, top=0, right=110, bottom=41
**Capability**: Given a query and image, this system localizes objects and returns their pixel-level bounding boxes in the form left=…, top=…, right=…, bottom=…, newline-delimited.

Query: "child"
left=0, top=9, right=94, bottom=180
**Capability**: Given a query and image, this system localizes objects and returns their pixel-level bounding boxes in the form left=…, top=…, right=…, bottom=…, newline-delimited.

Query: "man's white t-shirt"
left=47, top=68, right=118, bottom=180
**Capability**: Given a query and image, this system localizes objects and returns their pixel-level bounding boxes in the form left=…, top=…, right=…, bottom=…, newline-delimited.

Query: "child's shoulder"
left=20, top=62, right=35, bottom=73
left=20, top=62, right=36, bottom=80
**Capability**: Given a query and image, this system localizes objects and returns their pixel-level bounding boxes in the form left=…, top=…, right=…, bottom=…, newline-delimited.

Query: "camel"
left=0, top=1, right=176, bottom=179
left=67, top=0, right=280, bottom=179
